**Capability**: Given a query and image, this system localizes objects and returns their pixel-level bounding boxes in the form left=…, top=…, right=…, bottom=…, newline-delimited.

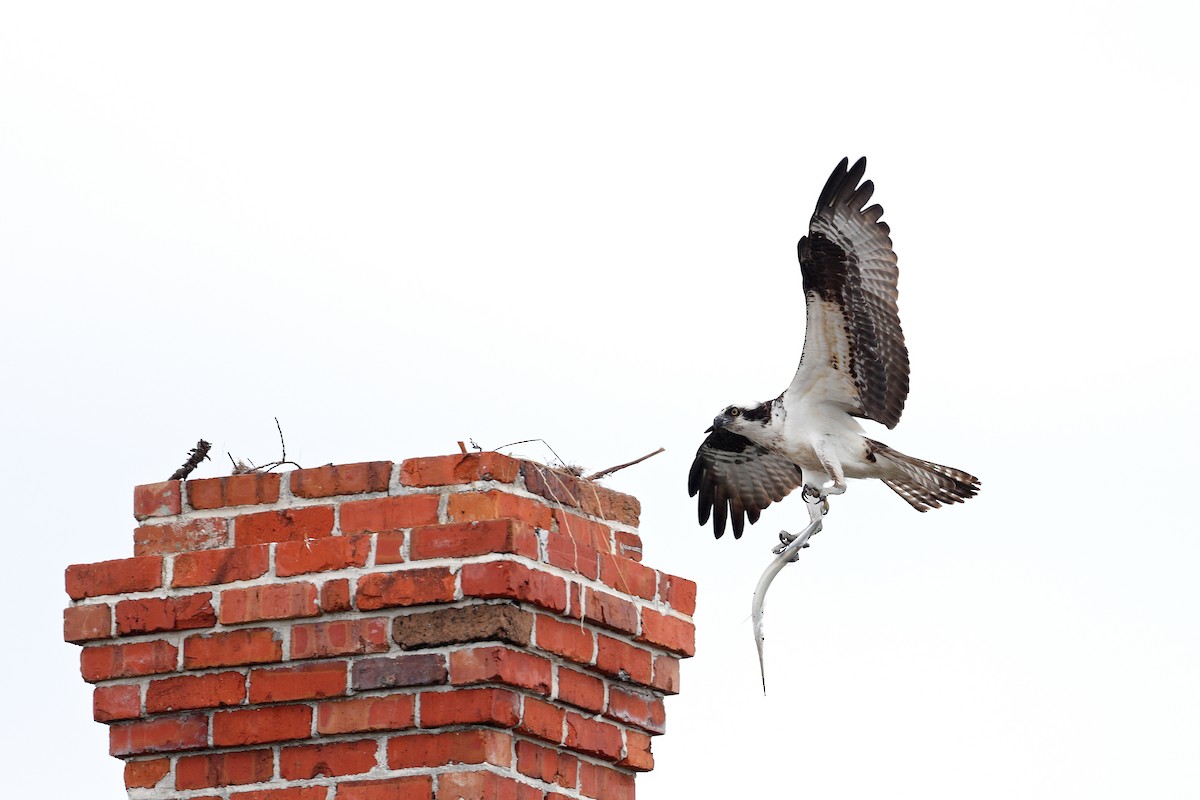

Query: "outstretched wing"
left=789, top=157, right=909, bottom=428
left=688, top=428, right=805, bottom=539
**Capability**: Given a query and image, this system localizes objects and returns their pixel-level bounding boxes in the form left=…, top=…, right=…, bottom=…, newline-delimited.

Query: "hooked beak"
left=708, top=412, right=732, bottom=432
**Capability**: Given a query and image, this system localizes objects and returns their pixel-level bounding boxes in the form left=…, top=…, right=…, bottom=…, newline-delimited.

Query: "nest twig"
left=227, top=418, right=302, bottom=475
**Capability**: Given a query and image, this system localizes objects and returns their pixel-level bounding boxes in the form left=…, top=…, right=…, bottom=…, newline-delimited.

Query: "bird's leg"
left=813, top=439, right=847, bottom=495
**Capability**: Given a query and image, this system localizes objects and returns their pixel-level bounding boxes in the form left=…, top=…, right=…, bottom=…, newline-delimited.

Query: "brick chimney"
left=63, top=453, right=695, bottom=799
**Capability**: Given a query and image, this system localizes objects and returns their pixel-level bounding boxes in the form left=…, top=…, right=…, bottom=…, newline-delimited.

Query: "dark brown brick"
left=351, top=654, right=447, bottom=691
left=392, top=603, right=533, bottom=650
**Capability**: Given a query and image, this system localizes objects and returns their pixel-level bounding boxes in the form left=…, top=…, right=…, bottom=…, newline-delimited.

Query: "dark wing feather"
left=687, top=428, right=804, bottom=539
left=789, top=157, right=909, bottom=428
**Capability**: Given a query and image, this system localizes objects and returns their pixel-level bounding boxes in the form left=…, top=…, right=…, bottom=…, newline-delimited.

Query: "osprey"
left=688, top=157, right=980, bottom=539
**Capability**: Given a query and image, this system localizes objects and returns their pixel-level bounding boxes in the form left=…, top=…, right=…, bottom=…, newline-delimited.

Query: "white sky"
left=3, top=2, right=1198, bottom=797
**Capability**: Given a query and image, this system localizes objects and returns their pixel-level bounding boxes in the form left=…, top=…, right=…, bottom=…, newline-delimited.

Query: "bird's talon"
left=772, top=528, right=814, bottom=557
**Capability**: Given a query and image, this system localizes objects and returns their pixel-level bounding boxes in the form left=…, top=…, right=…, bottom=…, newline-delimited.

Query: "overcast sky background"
left=3, top=2, right=1198, bottom=797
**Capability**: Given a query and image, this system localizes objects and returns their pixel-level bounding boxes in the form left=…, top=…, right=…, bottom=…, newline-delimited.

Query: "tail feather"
left=866, top=439, right=981, bottom=512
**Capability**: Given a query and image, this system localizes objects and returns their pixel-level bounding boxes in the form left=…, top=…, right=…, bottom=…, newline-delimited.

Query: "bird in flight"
left=688, top=157, right=980, bottom=539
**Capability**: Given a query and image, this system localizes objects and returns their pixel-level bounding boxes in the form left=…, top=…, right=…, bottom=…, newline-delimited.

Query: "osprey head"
left=707, top=401, right=774, bottom=435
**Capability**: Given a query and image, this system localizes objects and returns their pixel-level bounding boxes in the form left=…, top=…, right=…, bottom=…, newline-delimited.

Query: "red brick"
left=250, top=660, right=348, bottom=703
left=213, top=704, right=313, bottom=746
left=400, top=453, right=521, bottom=487
left=134, top=517, right=230, bottom=556
left=172, top=545, right=270, bottom=588
left=553, top=509, right=612, bottom=554
left=446, top=490, right=553, bottom=529
left=231, top=786, right=328, bottom=800
left=340, top=495, right=440, bottom=534
left=518, top=695, right=565, bottom=743
left=594, top=634, right=652, bottom=685
left=660, top=572, right=697, bottom=616
left=595, top=489, right=641, bottom=528
left=556, top=667, right=605, bottom=713
left=124, top=758, right=170, bottom=789
left=387, top=729, right=512, bottom=769
left=564, top=711, right=624, bottom=761
left=187, top=473, right=280, bottom=510
left=376, top=531, right=405, bottom=564
left=598, top=553, right=657, bottom=600
left=583, top=589, right=639, bottom=636
left=436, top=772, right=537, bottom=800
left=449, top=645, right=552, bottom=694
left=335, top=776, right=433, bottom=800
left=146, top=671, right=246, bottom=713
left=651, top=654, right=681, bottom=695
left=291, top=617, right=390, bottom=660
left=134, top=481, right=181, bottom=520
left=219, top=581, right=319, bottom=624
left=66, top=556, right=163, bottom=600
left=184, top=628, right=283, bottom=669
left=93, top=683, right=141, bottom=721
left=614, top=530, right=643, bottom=562
left=176, top=749, right=273, bottom=790
left=520, top=462, right=588, bottom=511
left=578, top=761, right=635, bottom=800
left=516, top=739, right=579, bottom=788
left=321, top=577, right=352, bottom=612
left=605, top=685, right=666, bottom=734
left=81, top=639, right=178, bottom=682
left=638, top=607, right=696, bottom=657
left=352, top=654, right=447, bottom=690
left=235, top=505, right=335, bottom=547
left=566, top=580, right=583, bottom=621
left=356, top=567, right=456, bottom=610
left=318, top=693, right=416, bottom=735
left=418, top=687, right=520, bottom=728
left=521, top=462, right=640, bottom=526
left=291, top=461, right=392, bottom=498
left=115, top=593, right=215, bottom=635
left=281, top=738, right=379, bottom=779
left=461, top=561, right=566, bottom=613
left=276, top=534, right=371, bottom=576
left=409, top=519, right=539, bottom=561
left=64, top=603, right=111, bottom=642
left=534, top=614, right=595, bottom=665
left=544, top=530, right=599, bottom=580
left=109, top=713, right=209, bottom=756
left=232, top=789, right=329, bottom=800
left=619, top=729, right=655, bottom=772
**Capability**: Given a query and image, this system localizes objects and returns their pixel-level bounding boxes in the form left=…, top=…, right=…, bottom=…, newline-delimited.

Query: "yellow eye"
left=728, top=406, right=741, bottom=417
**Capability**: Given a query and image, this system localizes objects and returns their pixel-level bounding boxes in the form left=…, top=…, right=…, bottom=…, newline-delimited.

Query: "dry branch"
left=584, top=447, right=665, bottom=481
left=169, top=440, right=212, bottom=481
